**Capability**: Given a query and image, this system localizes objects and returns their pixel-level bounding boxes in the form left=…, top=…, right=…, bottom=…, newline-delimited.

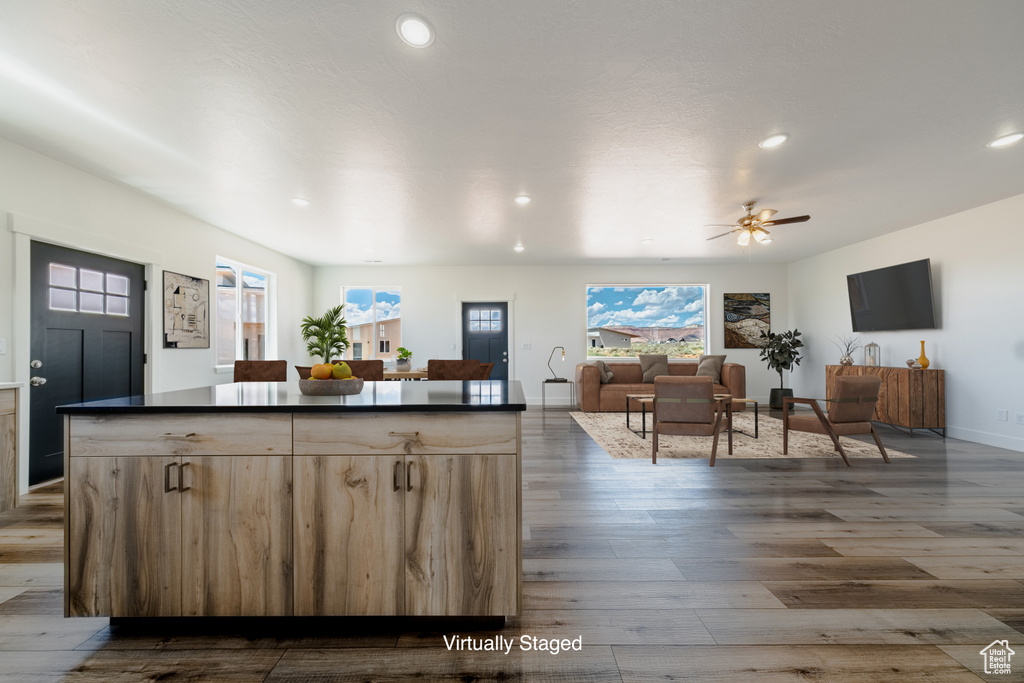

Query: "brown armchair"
left=783, top=375, right=889, bottom=467
left=233, top=360, right=287, bottom=382
left=652, top=376, right=732, bottom=466
left=427, top=359, right=494, bottom=380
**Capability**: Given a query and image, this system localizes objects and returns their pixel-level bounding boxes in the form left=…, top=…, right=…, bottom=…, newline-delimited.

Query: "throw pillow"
left=639, top=354, right=669, bottom=382
left=594, top=360, right=615, bottom=384
left=695, top=354, right=727, bottom=383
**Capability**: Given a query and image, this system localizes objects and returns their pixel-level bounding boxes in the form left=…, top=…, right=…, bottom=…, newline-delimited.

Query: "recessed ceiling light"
left=396, top=14, right=434, bottom=47
left=987, top=132, right=1023, bottom=148
left=291, top=197, right=310, bottom=207
left=641, top=238, right=654, bottom=245
left=758, top=134, right=788, bottom=149
left=514, top=195, right=531, bottom=205
left=513, top=244, right=525, bottom=252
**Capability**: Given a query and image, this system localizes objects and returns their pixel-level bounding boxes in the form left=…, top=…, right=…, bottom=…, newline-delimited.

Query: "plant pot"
left=395, top=360, right=412, bottom=373
left=839, top=354, right=854, bottom=366
left=769, top=388, right=794, bottom=411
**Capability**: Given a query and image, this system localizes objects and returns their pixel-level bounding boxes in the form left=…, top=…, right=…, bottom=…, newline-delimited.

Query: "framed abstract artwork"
left=163, top=271, right=210, bottom=348
left=724, top=293, right=770, bottom=348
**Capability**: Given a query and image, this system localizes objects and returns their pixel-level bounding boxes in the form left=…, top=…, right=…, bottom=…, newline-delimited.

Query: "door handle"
left=30, top=360, right=42, bottom=369
left=406, top=461, right=415, bottom=491
left=164, top=462, right=178, bottom=492
left=30, top=376, right=47, bottom=386
left=388, top=431, right=420, bottom=438
left=393, top=460, right=401, bottom=492
left=178, top=462, right=191, bottom=491
left=160, top=433, right=196, bottom=439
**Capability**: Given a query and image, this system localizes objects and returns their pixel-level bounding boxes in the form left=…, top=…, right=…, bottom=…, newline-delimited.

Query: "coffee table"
left=626, top=394, right=655, bottom=438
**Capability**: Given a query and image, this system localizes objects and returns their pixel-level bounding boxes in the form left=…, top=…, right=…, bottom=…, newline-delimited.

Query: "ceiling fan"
left=706, top=201, right=810, bottom=246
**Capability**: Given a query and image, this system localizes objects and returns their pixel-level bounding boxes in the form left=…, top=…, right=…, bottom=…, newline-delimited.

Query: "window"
left=217, top=259, right=273, bottom=365
left=586, top=285, right=707, bottom=358
left=47, top=262, right=131, bottom=316
left=469, top=308, right=502, bottom=331
left=341, top=287, right=401, bottom=360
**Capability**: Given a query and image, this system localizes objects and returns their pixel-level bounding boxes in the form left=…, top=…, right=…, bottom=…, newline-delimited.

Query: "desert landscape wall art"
left=723, top=292, right=769, bottom=348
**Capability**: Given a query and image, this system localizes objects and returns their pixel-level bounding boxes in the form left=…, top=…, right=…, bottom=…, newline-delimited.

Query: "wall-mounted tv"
left=847, top=259, right=936, bottom=332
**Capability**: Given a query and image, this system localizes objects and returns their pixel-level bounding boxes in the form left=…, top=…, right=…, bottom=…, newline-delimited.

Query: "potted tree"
left=295, top=305, right=349, bottom=381
left=759, top=329, right=804, bottom=409
left=395, top=346, right=413, bottom=373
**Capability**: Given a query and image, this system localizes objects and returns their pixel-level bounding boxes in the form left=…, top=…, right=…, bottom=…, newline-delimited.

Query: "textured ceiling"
left=0, top=1, right=1021, bottom=266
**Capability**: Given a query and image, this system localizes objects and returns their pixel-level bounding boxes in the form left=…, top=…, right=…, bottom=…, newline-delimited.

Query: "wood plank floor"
left=2, top=408, right=1024, bottom=681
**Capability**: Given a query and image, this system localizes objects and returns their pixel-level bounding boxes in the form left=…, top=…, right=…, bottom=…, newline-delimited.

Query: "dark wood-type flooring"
left=1, top=408, right=1023, bottom=681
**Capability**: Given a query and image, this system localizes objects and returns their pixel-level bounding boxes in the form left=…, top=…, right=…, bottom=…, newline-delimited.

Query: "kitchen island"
left=58, top=380, right=526, bottom=620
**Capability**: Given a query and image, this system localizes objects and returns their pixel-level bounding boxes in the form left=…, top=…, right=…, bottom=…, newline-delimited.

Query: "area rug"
left=569, top=410, right=913, bottom=460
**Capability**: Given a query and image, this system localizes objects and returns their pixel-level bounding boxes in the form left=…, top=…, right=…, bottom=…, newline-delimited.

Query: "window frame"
left=340, top=286, right=402, bottom=361
left=585, top=284, right=709, bottom=360
left=214, top=257, right=277, bottom=371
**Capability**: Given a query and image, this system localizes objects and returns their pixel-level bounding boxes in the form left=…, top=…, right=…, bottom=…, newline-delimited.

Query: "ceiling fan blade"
left=755, top=208, right=777, bottom=222
left=706, top=228, right=740, bottom=241
left=762, top=215, right=810, bottom=226
left=704, top=224, right=738, bottom=228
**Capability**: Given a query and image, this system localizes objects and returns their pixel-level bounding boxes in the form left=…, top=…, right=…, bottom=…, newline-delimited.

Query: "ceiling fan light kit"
left=706, top=200, right=810, bottom=247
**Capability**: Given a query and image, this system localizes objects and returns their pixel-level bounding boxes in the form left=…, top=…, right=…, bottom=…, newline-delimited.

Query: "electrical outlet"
left=1016, top=413, right=1024, bottom=425
left=522, top=343, right=531, bottom=350
left=997, top=410, right=1008, bottom=421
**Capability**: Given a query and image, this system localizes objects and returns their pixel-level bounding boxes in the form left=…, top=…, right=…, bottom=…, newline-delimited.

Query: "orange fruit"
left=310, top=363, right=334, bottom=379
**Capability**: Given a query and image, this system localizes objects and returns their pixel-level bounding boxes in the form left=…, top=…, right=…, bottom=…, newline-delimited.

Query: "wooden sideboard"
left=0, top=386, right=18, bottom=512
left=826, top=365, right=945, bottom=437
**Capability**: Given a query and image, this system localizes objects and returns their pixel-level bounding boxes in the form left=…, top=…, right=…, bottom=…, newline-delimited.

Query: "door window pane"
left=216, top=263, right=237, bottom=365
left=49, top=263, right=77, bottom=288
left=106, top=295, right=129, bottom=316
left=79, top=269, right=105, bottom=292
left=106, top=273, right=130, bottom=296
left=49, top=288, right=77, bottom=311
left=79, top=291, right=105, bottom=314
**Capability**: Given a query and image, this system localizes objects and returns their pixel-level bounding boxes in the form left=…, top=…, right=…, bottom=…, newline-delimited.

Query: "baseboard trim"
left=946, top=426, right=1024, bottom=453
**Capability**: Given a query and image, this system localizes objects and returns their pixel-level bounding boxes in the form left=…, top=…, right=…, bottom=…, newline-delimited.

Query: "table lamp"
left=547, top=346, right=567, bottom=381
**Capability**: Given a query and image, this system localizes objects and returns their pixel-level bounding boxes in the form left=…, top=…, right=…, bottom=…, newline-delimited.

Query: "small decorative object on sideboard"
left=917, top=340, right=930, bottom=369
left=832, top=335, right=861, bottom=366
left=395, top=346, right=413, bottom=372
left=906, top=359, right=923, bottom=369
left=864, top=342, right=880, bottom=367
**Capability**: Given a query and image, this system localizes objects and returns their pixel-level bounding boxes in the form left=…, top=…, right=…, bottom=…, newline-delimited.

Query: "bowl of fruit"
left=298, top=362, right=364, bottom=396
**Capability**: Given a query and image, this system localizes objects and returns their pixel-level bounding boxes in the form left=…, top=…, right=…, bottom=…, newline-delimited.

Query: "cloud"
left=615, top=300, right=623, bottom=306
left=589, top=286, right=705, bottom=328
left=345, top=302, right=373, bottom=326
left=684, top=313, right=703, bottom=326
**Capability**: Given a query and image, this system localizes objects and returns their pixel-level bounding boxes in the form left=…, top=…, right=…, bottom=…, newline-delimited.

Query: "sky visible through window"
left=587, top=285, right=706, bottom=358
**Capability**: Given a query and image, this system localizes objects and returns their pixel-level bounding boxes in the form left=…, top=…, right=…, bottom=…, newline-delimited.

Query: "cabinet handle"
left=393, top=460, right=401, bottom=492
left=179, top=462, right=191, bottom=491
left=160, top=433, right=196, bottom=439
left=164, top=462, right=178, bottom=493
left=406, top=461, right=414, bottom=492
left=389, top=431, right=419, bottom=438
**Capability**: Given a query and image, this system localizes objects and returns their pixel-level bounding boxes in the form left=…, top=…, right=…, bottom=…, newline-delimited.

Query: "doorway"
left=29, top=241, right=145, bottom=484
left=461, top=302, right=509, bottom=380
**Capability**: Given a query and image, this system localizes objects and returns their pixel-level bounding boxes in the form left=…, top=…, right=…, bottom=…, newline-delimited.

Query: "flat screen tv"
left=847, top=259, right=936, bottom=332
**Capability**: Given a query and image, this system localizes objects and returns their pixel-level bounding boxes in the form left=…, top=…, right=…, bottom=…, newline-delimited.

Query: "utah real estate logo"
left=980, top=640, right=1015, bottom=675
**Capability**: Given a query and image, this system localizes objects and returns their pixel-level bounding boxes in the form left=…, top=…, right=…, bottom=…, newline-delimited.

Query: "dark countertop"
left=57, top=380, right=527, bottom=414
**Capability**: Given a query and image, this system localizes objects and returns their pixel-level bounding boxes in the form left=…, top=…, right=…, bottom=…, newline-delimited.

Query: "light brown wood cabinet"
left=67, top=451, right=292, bottom=617
left=0, top=387, right=17, bottom=512
left=293, top=412, right=520, bottom=617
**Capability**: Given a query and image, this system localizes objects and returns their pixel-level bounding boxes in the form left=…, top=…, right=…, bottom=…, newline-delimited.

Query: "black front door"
left=462, top=302, right=509, bottom=380
left=30, top=242, right=145, bottom=484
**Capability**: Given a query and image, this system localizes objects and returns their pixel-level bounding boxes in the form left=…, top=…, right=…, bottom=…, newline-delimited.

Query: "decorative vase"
left=839, top=355, right=854, bottom=366
left=395, top=359, right=412, bottom=373
left=917, top=341, right=930, bottom=370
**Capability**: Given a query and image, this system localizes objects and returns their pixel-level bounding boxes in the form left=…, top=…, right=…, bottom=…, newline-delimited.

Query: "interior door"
left=461, top=302, right=509, bottom=380
left=30, top=241, right=145, bottom=484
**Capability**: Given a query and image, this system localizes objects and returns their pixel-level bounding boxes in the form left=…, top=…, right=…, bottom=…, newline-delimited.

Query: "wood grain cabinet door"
left=180, top=456, right=293, bottom=617
left=293, top=455, right=405, bottom=615
left=405, top=454, right=517, bottom=616
left=68, top=456, right=181, bottom=617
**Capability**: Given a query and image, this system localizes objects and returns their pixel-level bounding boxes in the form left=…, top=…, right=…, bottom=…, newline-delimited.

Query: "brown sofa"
left=575, top=361, right=746, bottom=412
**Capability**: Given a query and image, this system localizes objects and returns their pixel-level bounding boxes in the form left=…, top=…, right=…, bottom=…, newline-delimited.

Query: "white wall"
left=0, top=137, right=314, bottom=492
left=314, top=264, right=790, bottom=405
left=788, top=192, right=1024, bottom=452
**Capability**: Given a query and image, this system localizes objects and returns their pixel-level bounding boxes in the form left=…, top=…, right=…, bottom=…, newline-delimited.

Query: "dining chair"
left=233, top=360, right=287, bottom=382
left=427, top=359, right=492, bottom=380
left=783, top=374, right=889, bottom=466
left=652, top=376, right=731, bottom=466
